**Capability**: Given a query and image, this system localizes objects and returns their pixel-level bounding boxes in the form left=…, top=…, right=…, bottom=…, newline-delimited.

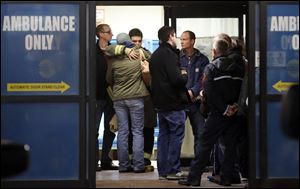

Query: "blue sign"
left=1, top=4, right=80, bottom=95
left=267, top=4, right=299, bottom=94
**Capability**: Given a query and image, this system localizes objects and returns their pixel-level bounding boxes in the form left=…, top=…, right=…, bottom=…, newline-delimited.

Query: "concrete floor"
left=96, top=161, right=248, bottom=188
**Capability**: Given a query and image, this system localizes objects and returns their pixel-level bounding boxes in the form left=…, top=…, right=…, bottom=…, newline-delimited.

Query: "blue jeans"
left=157, top=110, right=185, bottom=176
left=114, top=98, right=144, bottom=171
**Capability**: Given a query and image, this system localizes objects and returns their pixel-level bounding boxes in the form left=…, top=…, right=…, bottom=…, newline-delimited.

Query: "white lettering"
left=270, top=16, right=299, bottom=32
left=2, top=16, right=11, bottom=31
left=52, top=16, right=60, bottom=31
left=69, top=16, right=75, bottom=31
left=281, top=34, right=299, bottom=50
left=2, top=16, right=76, bottom=32
left=278, top=16, right=289, bottom=31
left=25, top=34, right=33, bottom=50
left=11, top=16, right=22, bottom=31
left=44, top=16, right=52, bottom=31
left=270, top=16, right=278, bottom=31
left=292, top=34, right=299, bottom=50
left=30, top=16, right=38, bottom=31
left=46, top=35, right=53, bottom=50
left=22, top=16, right=30, bottom=31
left=34, top=35, right=41, bottom=49
left=60, top=16, right=68, bottom=31
left=38, top=16, right=44, bottom=31
left=25, top=34, right=54, bottom=50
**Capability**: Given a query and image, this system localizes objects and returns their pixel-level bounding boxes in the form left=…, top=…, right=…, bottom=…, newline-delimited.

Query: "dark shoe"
left=134, top=169, right=145, bottom=173
left=144, top=165, right=154, bottom=172
left=144, top=158, right=151, bottom=166
left=101, top=162, right=119, bottom=170
left=178, top=179, right=200, bottom=186
left=96, top=166, right=102, bottom=172
left=119, top=166, right=133, bottom=173
left=220, top=179, right=232, bottom=186
left=208, top=175, right=231, bottom=186
left=231, top=177, right=241, bottom=184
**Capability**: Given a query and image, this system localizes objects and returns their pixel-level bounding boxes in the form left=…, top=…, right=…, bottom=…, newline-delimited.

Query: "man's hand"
left=141, top=60, right=149, bottom=73
left=225, top=103, right=239, bottom=116
left=125, top=48, right=140, bottom=60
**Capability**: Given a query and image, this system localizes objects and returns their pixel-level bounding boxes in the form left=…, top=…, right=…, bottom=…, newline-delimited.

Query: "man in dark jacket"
left=150, top=26, right=188, bottom=180
left=179, top=30, right=209, bottom=157
left=178, top=35, right=244, bottom=186
left=95, top=24, right=118, bottom=171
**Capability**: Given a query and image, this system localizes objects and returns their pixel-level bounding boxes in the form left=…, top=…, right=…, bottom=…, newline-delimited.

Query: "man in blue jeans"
left=149, top=26, right=188, bottom=180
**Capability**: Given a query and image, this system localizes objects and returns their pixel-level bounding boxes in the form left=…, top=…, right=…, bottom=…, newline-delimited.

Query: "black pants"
left=187, top=113, right=240, bottom=182
left=95, top=99, right=115, bottom=166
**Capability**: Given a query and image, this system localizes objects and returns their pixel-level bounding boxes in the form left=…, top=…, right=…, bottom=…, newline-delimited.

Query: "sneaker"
left=241, top=177, right=248, bottom=182
left=166, top=172, right=186, bottom=180
left=159, top=175, right=167, bottom=180
left=119, top=166, right=133, bottom=173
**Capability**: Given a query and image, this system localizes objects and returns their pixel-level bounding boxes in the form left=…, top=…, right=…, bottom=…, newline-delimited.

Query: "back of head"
left=231, top=37, right=246, bottom=56
left=158, top=26, right=175, bottom=44
left=116, top=33, right=132, bottom=45
left=213, top=38, right=230, bottom=55
left=215, top=33, right=232, bottom=49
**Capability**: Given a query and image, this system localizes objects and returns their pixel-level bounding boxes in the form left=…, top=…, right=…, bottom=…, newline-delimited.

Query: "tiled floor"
left=96, top=161, right=248, bottom=188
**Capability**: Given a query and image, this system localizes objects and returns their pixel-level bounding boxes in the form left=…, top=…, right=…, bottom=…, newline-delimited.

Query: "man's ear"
left=211, top=48, right=217, bottom=58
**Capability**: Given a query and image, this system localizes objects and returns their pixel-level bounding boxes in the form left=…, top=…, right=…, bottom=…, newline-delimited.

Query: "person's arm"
left=103, top=44, right=139, bottom=60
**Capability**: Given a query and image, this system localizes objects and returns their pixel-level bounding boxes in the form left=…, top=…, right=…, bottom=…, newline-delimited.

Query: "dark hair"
left=183, top=30, right=196, bottom=41
left=231, top=37, right=246, bottom=56
left=129, top=28, right=143, bottom=38
left=158, top=26, right=175, bottom=43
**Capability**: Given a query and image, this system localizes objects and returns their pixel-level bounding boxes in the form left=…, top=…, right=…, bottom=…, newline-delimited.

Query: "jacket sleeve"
left=104, top=45, right=126, bottom=57
left=106, top=60, right=113, bottom=86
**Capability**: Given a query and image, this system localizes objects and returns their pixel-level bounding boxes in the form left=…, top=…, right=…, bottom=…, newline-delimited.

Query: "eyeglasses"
left=132, top=40, right=142, bottom=43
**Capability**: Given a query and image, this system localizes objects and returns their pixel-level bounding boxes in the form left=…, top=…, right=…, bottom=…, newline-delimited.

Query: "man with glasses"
left=95, top=24, right=118, bottom=171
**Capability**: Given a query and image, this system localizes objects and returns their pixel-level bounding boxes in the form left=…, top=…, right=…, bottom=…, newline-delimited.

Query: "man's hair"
left=158, top=26, right=175, bottom=43
left=129, top=28, right=143, bottom=38
left=96, top=24, right=110, bottom=38
left=213, top=39, right=229, bottom=55
left=215, top=33, right=232, bottom=49
left=183, top=30, right=196, bottom=41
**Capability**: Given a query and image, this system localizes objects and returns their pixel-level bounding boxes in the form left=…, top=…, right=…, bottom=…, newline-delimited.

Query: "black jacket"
left=203, top=55, right=244, bottom=115
left=149, top=42, right=188, bottom=111
left=95, top=40, right=109, bottom=100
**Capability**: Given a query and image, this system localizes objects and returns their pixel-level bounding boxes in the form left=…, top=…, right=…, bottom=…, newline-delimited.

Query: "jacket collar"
left=180, top=48, right=201, bottom=58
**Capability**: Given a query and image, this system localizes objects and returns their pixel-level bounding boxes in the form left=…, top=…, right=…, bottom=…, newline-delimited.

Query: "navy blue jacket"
left=203, top=55, right=244, bottom=115
left=180, top=49, right=209, bottom=97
